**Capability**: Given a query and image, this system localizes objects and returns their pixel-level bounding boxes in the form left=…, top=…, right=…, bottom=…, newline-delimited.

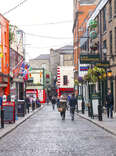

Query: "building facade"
left=29, top=54, right=51, bottom=100
left=50, top=45, right=73, bottom=88
left=0, top=14, right=10, bottom=97
left=10, top=26, right=25, bottom=100
left=73, top=0, right=98, bottom=78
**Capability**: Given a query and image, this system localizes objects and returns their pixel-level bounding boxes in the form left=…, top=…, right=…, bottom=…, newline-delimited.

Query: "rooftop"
left=55, top=45, right=73, bottom=54
left=32, top=54, right=50, bottom=60
left=80, top=0, right=99, bottom=5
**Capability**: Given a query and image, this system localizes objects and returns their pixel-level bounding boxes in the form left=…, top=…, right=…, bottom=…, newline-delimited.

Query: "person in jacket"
left=25, top=96, right=30, bottom=113
left=69, top=93, right=77, bottom=120
left=36, top=97, right=41, bottom=108
left=106, top=90, right=113, bottom=118
left=51, top=96, right=56, bottom=110
left=59, top=95, right=67, bottom=120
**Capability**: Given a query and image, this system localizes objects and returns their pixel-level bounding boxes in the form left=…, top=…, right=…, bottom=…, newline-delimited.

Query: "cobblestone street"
left=0, top=105, right=116, bottom=156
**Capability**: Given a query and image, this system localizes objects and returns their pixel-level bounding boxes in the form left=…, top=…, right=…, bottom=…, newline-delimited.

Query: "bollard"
left=98, top=104, right=102, bottom=121
left=82, top=100, right=85, bottom=114
left=1, top=109, right=4, bottom=128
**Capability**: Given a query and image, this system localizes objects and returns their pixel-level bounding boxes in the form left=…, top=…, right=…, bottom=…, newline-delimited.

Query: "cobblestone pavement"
left=0, top=105, right=116, bottom=156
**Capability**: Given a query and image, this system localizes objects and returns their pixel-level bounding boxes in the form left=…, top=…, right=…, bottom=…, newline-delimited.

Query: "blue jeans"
left=70, top=107, right=75, bottom=120
left=107, top=106, right=113, bottom=118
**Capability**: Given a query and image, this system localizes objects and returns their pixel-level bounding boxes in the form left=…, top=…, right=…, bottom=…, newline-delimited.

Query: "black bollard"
left=1, top=109, right=4, bottom=128
left=98, top=104, right=102, bottom=121
left=82, top=100, right=85, bottom=114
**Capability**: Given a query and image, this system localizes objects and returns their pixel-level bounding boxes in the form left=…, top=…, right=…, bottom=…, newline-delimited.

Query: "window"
left=115, top=27, right=116, bottom=53
left=109, top=31, right=112, bottom=54
left=42, top=64, right=46, bottom=69
left=63, top=75, right=68, bottom=85
left=114, top=0, right=116, bottom=14
left=103, top=40, right=107, bottom=49
left=103, top=7, right=106, bottom=32
left=109, top=0, right=112, bottom=19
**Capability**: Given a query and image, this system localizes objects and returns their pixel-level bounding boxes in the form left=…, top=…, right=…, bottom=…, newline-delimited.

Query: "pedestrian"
left=46, top=96, right=49, bottom=105
left=25, top=96, right=30, bottom=113
left=69, top=93, right=77, bottom=121
left=106, top=90, right=113, bottom=118
left=51, top=96, right=56, bottom=110
left=58, top=95, right=67, bottom=120
left=56, top=96, right=60, bottom=108
left=36, top=97, right=41, bottom=108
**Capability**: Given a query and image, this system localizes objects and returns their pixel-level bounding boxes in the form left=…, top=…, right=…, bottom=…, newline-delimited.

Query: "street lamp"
left=107, top=69, right=112, bottom=78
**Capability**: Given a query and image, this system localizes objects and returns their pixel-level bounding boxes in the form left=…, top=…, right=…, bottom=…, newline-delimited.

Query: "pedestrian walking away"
left=69, top=93, right=77, bottom=121
left=58, top=95, right=67, bottom=120
left=106, top=90, right=113, bottom=118
left=51, top=96, right=56, bottom=110
left=25, top=96, right=30, bottom=113
left=36, top=97, right=41, bottom=108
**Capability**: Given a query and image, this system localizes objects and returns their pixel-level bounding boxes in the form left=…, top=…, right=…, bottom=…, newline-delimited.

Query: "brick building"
left=73, top=0, right=98, bottom=78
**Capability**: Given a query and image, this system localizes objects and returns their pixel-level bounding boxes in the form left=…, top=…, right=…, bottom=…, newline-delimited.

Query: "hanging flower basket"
left=89, top=30, right=97, bottom=39
left=84, top=66, right=106, bottom=83
left=89, top=20, right=97, bottom=29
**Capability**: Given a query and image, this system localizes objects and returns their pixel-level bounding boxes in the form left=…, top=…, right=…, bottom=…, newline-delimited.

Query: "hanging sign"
left=80, top=54, right=100, bottom=64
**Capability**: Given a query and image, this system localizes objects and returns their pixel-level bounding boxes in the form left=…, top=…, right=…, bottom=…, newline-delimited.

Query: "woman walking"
left=59, top=95, right=67, bottom=120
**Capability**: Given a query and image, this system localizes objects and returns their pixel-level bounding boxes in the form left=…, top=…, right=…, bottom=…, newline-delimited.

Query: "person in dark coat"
left=106, top=90, right=113, bottom=118
left=25, top=96, right=30, bottom=113
left=51, top=96, right=56, bottom=110
left=69, top=93, right=77, bottom=120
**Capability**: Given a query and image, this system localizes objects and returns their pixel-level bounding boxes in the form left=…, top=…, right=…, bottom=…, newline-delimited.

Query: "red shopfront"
left=26, top=89, right=46, bottom=103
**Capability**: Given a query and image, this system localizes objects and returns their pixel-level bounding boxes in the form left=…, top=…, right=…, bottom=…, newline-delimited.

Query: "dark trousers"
left=60, top=111, right=65, bottom=120
left=70, top=107, right=75, bottom=120
left=52, top=104, right=55, bottom=110
left=107, top=106, right=113, bottom=118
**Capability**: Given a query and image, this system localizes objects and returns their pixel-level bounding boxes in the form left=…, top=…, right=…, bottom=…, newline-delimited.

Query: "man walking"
left=51, top=96, right=56, bottom=110
left=106, top=90, right=113, bottom=118
left=69, top=93, right=77, bottom=120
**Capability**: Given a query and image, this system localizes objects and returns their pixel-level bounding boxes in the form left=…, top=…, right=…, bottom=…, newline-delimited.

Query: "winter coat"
left=51, top=98, right=56, bottom=104
left=106, top=93, right=113, bottom=107
left=69, top=96, right=77, bottom=108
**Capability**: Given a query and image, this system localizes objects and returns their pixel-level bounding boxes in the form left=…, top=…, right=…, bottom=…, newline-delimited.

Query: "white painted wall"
left=57, top=66, right=74, bottom=88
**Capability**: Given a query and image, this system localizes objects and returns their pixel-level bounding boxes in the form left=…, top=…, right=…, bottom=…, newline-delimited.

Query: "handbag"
left=58, top=107, right=63, bottom=112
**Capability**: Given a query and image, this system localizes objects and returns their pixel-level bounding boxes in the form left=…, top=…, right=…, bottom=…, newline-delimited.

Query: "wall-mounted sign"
left=96, top=61, right=110, bottom=68
left=80, top=54, right=100, bottom=64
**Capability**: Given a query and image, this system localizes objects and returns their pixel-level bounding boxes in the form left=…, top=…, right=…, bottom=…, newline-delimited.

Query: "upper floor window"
left=109, top=31, right=112, bottom=54
left=109, top=0, right=112, bottom=19
left=114, top=0, right=116, bottom=14
left=115, top=27, right=116, bottom=53
left=63, top=75, right=68, bottom=85
left=103, top=6, right=106, bottom=32
left=42, top=64, right=46, bottom=69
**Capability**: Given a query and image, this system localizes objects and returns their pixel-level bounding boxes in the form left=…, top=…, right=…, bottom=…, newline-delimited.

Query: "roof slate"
left=80, top=0, right=96, bottom=4
left=33, top=54, right=50, bottom=60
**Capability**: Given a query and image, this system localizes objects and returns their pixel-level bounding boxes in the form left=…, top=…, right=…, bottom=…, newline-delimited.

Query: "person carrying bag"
left=58, top=95, right=67, bottom=120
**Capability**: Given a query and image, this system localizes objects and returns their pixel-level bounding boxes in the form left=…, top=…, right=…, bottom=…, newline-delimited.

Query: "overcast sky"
left=0, top=0, right=73, bottom=61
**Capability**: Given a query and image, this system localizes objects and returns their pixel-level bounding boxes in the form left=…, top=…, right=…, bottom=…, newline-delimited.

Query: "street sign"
left=95, top=61, right=110, bottom=68
left=80, top=54, right=100, bottom=64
